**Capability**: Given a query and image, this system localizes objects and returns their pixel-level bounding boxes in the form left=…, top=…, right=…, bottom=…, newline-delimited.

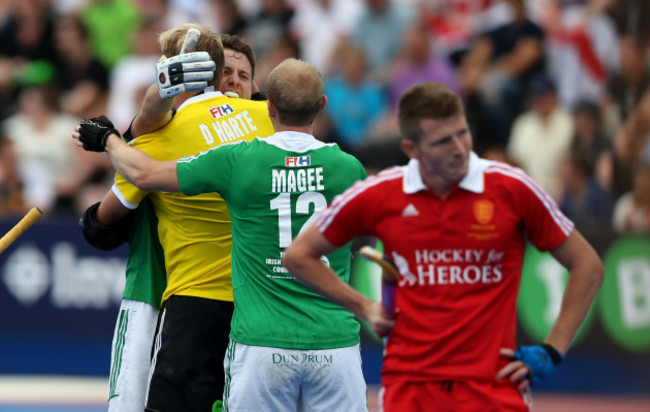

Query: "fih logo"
left=285, top=155, right=311, bottom=167
left=209, top=104, right=235, bottom=119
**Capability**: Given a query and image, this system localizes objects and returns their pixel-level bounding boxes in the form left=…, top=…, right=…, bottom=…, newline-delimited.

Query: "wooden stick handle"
left=0, top=207, right=43, bottom=254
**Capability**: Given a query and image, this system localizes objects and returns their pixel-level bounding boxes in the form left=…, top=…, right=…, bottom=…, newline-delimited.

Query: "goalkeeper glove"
left=514, top=343, right=563, bottom=384
left=78, top=115, right=120, bottom=152
left=157, top=52, right=216, bottom=98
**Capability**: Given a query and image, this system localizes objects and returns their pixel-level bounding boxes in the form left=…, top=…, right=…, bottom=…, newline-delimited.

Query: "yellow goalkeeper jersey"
left=113, top=91, right=274, bottom=304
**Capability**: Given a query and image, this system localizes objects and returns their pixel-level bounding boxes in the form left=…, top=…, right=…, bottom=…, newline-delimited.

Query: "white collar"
left=176, top=89, right=223, bottom=112
left=263, top=131, right=337, bottom=153
left=403, top=151, right=484, bottom=194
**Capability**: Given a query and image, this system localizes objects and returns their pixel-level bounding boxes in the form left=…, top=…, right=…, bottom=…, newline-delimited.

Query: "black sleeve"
left=79, top=202, right=133, bottom=250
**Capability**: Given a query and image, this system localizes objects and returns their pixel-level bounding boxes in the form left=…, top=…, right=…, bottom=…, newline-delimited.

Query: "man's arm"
left=96, top=190, right=132, bottom=225
left=544, top=230, right=604, bottom=353
left=129, top=84, right=175, bottom=138
left=497, top=230, right=604, bottom=389
left=104, top=134, right=180, bottom=193
left=614, top=88, right=650, bottom=163
left=130, top=49, right=216, bottom=138
left=79, top=190, right=132, bottom=250
left=73, top=121, right=180, bottom=193
left=283, top=224, right=395, bottom=338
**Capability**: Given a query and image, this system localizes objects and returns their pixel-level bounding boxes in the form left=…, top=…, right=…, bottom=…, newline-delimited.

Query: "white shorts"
left=108, top=299, right=159, bottom=412
left=224, top=341, right=368, bottom=412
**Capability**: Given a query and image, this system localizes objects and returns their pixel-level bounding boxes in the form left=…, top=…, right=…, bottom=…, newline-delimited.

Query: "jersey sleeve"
left=176, top=141, right=243, bottom=196
left=515, top=169, right=574, bottom=251
left=112, top=130, right=174, bottom=209
left=112, top=171, right=146, bottom=209
left=316, top=177, right=377, bottom=247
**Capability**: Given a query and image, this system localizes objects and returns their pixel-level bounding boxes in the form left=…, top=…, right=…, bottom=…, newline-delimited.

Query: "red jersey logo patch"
left=473, top=200, right=494, bottom=225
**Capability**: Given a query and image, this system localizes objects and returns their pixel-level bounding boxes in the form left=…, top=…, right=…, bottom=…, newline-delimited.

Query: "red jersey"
left=317, top=153, right=573, bottom=384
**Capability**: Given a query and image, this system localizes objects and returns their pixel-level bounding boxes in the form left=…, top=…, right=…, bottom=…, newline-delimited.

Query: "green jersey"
left=120, top=128, right=166, bottom=308
left=122, top=197, right=166, bottom=308
left=177, top=131, right=367, bottom=349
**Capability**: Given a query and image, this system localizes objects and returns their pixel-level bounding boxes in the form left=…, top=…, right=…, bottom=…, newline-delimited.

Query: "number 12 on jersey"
left=270, top=191, right=327, bottom=248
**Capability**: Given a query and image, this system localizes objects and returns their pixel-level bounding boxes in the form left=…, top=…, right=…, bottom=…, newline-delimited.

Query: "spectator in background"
left=253, top=34, right=300, bottom=92
left=0, top=0, right=58, bottom=120
left=106, top=17, right=164, bottom=132
left=0, top=134, right=25, bottom=217
left=351, top=0, right=415, bottom=79
left=244, top=0, right=294, bottom=61
left=612, top=87, right=650, bottom=198
left=538, top=0, right=619, bottom=109
left=603, top=34, right=650, bottom=135
left=559, top=150, right=614, bottom=234
left=507, top=74, right=573, bottom=198
left=569, top=100, right=613, bottom=191
left=54, top=15, right=110, bottom=119
left=459, top=0, right=545, bottom=150
left=212, top=0, right=248, bottom=36
left=323, top=45, right=387, bottom=156
left=80, top=0, right=142, bottom=69
left=290, top=0, right=362, bottom=75
left=421, top=0, right=512, bottom=66
left=2, top=84, right=111, bottom=215
left=387, top=22, right=459, bottom=110
left=612, top=162, right=650, bottom=234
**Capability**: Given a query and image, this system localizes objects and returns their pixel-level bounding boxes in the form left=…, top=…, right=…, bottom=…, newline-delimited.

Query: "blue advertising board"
left=0, top=217, right=127, bottom=376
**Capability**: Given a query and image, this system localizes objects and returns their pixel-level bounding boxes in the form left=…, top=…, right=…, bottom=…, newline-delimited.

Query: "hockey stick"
left=359, top=245, right=398, bottom=318
left=0, top=207, right=43, bottom=254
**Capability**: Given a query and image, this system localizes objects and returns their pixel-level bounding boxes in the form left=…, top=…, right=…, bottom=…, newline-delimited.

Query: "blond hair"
left=159, top=23, right=224, bottom=89
left=265, top=58, right=324, bottom=127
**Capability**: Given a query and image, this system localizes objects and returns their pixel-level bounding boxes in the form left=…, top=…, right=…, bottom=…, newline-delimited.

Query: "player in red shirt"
left=284, top=82, right=604, bottom=411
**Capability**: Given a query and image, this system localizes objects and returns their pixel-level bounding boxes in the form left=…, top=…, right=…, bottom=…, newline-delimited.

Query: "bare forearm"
left=495, top=39, right=543, bottom=77
left=130, top=84, right=174, bottom=138
left=105, top=134, right=151, bottom=183
left=545, top=263, right=604, bottom=354
left=285, top=255, right=375, bottom=319
left=104, top=134, right=179, bottom=192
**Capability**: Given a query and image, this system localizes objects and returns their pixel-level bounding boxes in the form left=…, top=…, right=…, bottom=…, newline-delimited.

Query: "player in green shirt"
left=78, top=28, right=264, bottom=412
left=74, top=58, right=370, bottom=411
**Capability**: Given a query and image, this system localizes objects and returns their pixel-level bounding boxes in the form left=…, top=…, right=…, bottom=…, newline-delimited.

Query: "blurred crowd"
left=0, top=0, right=649, bottom=238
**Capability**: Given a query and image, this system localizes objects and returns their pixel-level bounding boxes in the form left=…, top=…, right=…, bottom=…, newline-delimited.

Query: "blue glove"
left=513, top=343, right=563, bottom=384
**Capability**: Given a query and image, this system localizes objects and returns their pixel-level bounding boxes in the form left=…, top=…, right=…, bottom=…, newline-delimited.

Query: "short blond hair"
left=265, top=58, right=324, bottom=127
left=159, top=23, right=224, bottom=89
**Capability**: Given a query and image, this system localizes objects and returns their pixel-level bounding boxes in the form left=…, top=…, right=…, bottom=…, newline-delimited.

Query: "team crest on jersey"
left=209, top=104, right=235, bottom=119
left=473, top=200, right=494, bottom=224
left=285, top=155, right=311, bottom=167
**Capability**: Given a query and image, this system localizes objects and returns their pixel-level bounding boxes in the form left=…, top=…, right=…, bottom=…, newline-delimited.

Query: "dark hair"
left=398, top=82, right=464, bottom=143
left=219, top=34, right=256, bottom=78
left=572, top=100, right=600, bottom=121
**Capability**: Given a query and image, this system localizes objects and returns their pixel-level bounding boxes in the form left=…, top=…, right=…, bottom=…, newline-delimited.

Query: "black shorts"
left=145, top=295, right=234, bottom=412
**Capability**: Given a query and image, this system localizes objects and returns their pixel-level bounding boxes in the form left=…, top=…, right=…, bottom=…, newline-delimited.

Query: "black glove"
left=78, top=115, right=120, bottom=152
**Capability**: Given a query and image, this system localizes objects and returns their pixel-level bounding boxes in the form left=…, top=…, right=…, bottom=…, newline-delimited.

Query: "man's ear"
left=319, top=95, right=328, bottom=112
left=400, top=139, right=417, bottom=159
left=267, top=99, right=277, bottom=119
